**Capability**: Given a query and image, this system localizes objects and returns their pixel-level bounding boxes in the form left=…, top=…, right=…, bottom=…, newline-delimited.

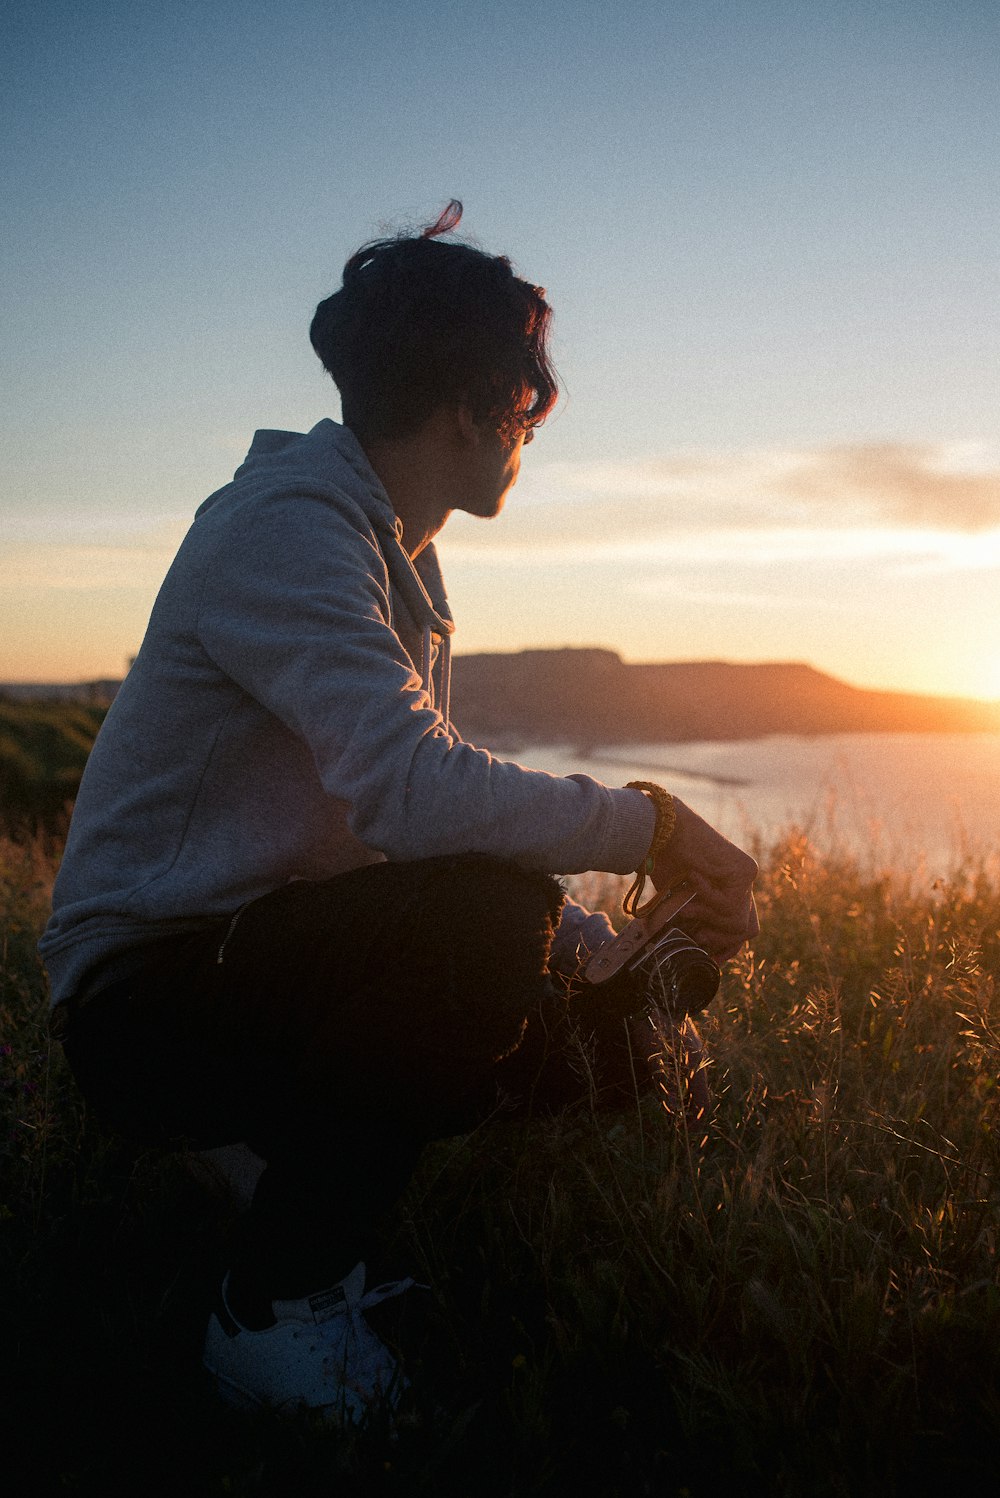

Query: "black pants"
left=59, top=855, right=643, bottom=1299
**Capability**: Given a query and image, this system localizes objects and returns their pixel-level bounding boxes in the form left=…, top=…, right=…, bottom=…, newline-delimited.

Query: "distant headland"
left=6, top=650, right=999, bottom=743
left=448, top=649, right=1000, bottom=745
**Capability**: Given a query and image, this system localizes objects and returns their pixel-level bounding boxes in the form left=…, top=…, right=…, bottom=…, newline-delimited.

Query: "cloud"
left=438, top=440, right=1000, bottom=561
left=629, top=579, right=844, bottom=610
left=9, top=443, right=1000, bottom=589
left=770, top=444, right=1000, bottom=531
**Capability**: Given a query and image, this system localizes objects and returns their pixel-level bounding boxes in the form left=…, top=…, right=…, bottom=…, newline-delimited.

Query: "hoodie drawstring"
left=418, top=623, right=453, bottom=730
left=436, top=633, right=452, bottom=728
left=380, top=525, right=454, bottom=730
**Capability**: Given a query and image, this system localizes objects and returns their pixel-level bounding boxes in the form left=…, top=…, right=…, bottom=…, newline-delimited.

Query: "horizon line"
left=3, top=653, right=1000, bottom=708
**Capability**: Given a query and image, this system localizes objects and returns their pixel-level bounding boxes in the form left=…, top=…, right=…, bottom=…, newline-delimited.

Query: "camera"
left=633, top=925, right=720, bottom=1016
left=581, top=882, right=721, bottom=1017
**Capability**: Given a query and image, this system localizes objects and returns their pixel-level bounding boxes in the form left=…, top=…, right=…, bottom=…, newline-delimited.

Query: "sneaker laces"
left=357, top=1274, right=422, bottom=1310
left=307, top=1266, right=428, bottom=1412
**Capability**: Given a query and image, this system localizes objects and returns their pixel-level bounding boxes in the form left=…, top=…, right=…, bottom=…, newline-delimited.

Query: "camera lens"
left=640, top=928, right=721, bottom=1014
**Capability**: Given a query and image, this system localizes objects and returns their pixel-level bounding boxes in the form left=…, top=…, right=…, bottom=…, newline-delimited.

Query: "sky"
left=3, top=0, right=999, bottom=699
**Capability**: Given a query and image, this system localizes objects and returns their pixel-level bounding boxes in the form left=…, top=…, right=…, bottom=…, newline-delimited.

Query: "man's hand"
left=650, top=796, right=759, bottom=963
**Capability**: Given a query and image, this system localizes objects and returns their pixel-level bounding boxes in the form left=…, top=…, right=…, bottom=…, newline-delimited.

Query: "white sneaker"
left=202, top=1262, right=421, bottom=1422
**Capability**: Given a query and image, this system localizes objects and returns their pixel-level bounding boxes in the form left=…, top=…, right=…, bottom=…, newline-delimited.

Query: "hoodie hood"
left=206, top=419, right=456, bottom=723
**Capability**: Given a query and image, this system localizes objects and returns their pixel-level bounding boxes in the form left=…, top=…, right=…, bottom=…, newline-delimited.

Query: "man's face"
left=458, top=425, right=529, bottom=520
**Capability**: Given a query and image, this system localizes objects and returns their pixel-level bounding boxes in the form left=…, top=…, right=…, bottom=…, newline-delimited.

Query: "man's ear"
left=420, top=402, right=476, bottom=452
left=454, top=402, right=482, bottom=447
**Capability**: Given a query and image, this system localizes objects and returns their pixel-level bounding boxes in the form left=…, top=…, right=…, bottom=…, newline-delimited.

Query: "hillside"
left=450, top=649, right=1000, bottom=745
left=0, top=697, right=107, bottom=833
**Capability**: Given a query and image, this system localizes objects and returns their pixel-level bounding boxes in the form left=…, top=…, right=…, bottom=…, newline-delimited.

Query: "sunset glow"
left=4, top=3, right=998, bottom=704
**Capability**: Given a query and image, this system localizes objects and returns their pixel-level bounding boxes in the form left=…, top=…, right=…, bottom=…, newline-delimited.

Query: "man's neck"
left=361, top=426, right=456, bottom=559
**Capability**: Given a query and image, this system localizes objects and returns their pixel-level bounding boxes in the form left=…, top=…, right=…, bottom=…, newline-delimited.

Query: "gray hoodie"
left=40, top=420, right=653, bottom=1006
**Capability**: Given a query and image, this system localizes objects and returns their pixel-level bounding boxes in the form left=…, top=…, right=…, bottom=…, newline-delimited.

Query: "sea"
left=479, top=733, right=1000, bottom=880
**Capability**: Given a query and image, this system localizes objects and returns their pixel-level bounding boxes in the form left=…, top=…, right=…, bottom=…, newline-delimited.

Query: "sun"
left=967, top=653, right=1000, bottom=702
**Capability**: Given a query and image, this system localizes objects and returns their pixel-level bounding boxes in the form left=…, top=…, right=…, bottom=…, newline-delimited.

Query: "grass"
left=0, top=698, right=106, bottom=836
left=2, top=828, right=1000, bottom=1496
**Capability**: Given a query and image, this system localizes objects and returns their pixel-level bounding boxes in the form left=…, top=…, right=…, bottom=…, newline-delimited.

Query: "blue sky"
left=4, top=0, right=999, bottom=696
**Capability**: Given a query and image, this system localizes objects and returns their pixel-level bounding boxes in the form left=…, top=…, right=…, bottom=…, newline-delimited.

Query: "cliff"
left=449, top=649, right=1000, bottom=745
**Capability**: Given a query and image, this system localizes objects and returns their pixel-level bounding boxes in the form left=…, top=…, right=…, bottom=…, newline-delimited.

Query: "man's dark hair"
left=310, top=201, right=558, bottom=444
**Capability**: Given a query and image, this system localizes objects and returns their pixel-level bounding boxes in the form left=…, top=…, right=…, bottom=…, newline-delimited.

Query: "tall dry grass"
left=2, top=828, right=1000, bottom=1495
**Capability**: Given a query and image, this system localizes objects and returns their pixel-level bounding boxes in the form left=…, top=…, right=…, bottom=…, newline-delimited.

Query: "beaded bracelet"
left=623, top=780, right=677, bottom=915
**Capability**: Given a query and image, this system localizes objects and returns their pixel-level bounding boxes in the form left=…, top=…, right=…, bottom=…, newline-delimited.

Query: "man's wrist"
left=623, top=781, right=676, bottom=915
left=626, top=781, right=676, bottom=867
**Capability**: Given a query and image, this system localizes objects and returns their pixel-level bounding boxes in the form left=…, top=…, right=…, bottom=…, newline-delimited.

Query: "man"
left=41, top=202, right=758, bottom=1421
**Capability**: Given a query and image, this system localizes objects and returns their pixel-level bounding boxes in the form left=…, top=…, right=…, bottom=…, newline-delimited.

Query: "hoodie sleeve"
left=197, top=490, right=654, bottom=877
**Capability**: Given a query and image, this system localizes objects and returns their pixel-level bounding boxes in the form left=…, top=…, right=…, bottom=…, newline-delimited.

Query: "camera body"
left=581, top=882, right=721, bottom=1017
